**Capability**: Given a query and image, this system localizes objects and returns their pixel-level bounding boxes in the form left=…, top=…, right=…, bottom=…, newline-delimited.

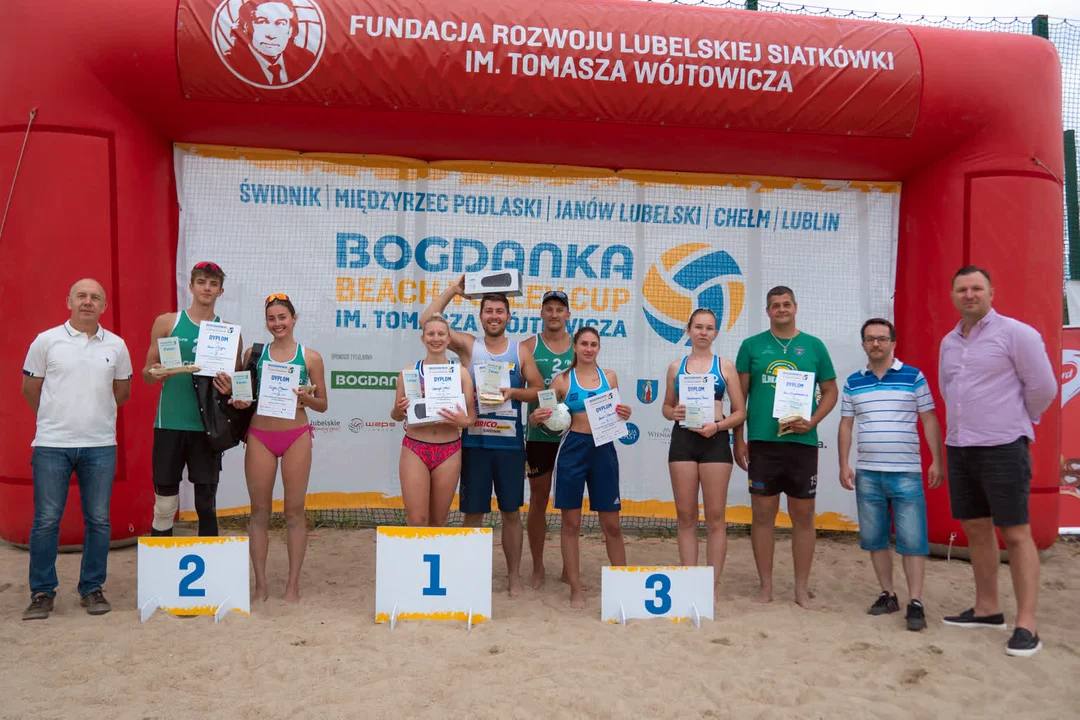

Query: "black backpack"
left=191, top=343, right=262, bottom=453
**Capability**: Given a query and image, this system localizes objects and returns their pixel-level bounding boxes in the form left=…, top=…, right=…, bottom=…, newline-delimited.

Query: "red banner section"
left=177, top=0, right=922, bottom=138
left=1061, top=327, right=1080, bottom=533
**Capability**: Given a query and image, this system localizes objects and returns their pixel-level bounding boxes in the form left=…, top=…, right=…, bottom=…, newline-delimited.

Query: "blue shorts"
left=459, top=447, right=525, bottom=514
left=553, top=431, right=621, bottom=512
left=855, top=470, right=929, bottom=556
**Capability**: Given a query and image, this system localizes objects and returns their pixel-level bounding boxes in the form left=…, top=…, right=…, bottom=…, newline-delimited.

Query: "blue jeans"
left=855, top=470, right=929, bottom=556
left=29, top=446, right=116, bottom=597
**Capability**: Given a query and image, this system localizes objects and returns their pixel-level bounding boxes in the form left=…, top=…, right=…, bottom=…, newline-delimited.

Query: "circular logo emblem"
left=349, top=418, right=363, bottom=433
left=619, top=422, right=640, bottom=445
left=212, top=0, right=326, bottom=90
left=642, top=243, right=744, bottom=344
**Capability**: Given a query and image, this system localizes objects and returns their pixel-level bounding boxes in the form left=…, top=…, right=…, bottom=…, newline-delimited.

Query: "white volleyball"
left=542, top=403, right=572, bottom=433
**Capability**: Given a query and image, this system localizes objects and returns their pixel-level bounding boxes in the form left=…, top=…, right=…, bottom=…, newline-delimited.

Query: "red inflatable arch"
left=0, top=0, right=1063, bottom=550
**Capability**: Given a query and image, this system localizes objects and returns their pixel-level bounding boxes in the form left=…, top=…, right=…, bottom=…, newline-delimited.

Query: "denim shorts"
left=855, top=470, right=929, bottom=556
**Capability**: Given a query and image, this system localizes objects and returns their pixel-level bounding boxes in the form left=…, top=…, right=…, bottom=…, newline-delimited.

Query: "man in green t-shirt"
left=521, top=290, right=574, bottom=589
left=142, top=262, right=240, bottom=538
left=734, top=286, right=838, bottom=607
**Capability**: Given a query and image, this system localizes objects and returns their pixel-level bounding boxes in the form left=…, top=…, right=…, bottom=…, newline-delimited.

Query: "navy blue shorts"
left=459, top=446, right=525, bottom=514
left=553, top=431, right=621, bottom=512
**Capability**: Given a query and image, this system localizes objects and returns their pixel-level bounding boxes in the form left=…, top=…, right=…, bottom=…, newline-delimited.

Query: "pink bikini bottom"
left=403, top=436, right=461, bottom=472
left=248, top=425, right=313, bottom=458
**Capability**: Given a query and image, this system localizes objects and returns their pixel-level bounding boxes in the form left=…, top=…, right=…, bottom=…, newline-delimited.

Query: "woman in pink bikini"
left=233, top=293, right=327, bottom=603
left=390, top=314, right=474, bottom=526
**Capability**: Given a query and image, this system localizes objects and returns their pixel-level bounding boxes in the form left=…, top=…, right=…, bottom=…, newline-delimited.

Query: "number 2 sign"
left=601, top=566, right=714, bottom=626
left=137, top=537, right=251, bottom=622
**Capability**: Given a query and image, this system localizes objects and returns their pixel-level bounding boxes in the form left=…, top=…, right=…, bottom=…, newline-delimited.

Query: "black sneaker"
left=80, top=590, right=112, bottom=616
left=942, top=608, right=1006, bottom=629
left=1005, top=628, right=1042, bottom=657
left=868, top=591, right=900, bottom=615
left=22, top=593, right=54, bottom=621
left=905, top=600, right=927, bottom=631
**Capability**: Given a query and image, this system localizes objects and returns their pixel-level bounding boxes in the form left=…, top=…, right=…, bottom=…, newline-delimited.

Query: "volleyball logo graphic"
left=642, top=243, right=745, bottom=344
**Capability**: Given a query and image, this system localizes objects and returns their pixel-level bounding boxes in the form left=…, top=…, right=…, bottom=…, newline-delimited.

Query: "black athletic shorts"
left=152, top=428, right=222, bottom=493
left=668, top=424, right=733, bottom=464
left=748, top=440, right=818, bottom=499
left=946, top=437, right=1031, bottom=527
left=526, top=441, right=560, bottom=479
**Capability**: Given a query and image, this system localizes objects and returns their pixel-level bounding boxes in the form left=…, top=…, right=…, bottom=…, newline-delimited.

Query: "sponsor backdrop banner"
left=176, top=0, right=921, bottom=138
left=173, top=144, right=899, bottom=529
left=1061, top=327, right=1080, bottom=534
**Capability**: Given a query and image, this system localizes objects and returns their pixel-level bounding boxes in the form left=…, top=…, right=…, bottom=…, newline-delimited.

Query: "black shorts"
left=152, top=429, right=222, bottom=493
left=668, top=424, right=733, bottom=464
left=526, top=441, right=560, bottom=479
left=748, top=440, right=818, bottom=499
left=946, top=438, right=1031, bottom=527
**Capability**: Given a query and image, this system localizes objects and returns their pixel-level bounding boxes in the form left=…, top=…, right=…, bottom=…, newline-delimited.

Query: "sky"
left=677, top=0, right=1080, bottom=20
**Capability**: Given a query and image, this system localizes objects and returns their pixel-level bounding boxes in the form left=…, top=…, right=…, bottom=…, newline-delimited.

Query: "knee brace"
left=152, top=493, right=180, bottom=532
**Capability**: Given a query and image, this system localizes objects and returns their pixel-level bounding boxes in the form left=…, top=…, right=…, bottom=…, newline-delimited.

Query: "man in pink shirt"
left=938, top=266, right=1057, bottom=657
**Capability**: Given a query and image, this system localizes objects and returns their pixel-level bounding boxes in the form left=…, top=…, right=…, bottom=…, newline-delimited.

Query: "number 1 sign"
left=137, top=537, right=251, bottom=622
left=375, top=527, right=493, bottom=629
left=601, top=566, right=714, bottom=626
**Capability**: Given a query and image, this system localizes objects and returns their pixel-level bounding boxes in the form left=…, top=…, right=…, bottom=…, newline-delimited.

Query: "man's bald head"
left=69, top=278, right=106, bottom=302
left=66, top=278, right=108, bottom=330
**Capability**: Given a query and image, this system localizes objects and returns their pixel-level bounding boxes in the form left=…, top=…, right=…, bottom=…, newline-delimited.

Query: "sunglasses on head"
left=265, top=292, right=291, bottom=306
left=544, top=290, right=568, bottom=301
left=193, top=261, right=222, bottom=272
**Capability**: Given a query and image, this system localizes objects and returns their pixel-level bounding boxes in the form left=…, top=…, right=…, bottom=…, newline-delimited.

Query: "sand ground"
left=2, top=528, right=1078, bottom=719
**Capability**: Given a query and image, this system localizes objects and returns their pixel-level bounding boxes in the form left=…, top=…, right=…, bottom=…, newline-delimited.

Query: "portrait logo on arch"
left=212, top=0, right=326, bottom=90
left=641, top=243, right=745, bottom=344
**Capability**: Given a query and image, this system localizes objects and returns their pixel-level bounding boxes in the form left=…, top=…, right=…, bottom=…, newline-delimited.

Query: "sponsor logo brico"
left=310, top=420, right=341, bottom=433
left=332, top=370, right=398, bottom=390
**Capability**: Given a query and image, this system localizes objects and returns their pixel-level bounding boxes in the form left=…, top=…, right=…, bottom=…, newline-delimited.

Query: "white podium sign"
left=375, top=527, right=493, bottom=629
left=601, top=566, right=714, bottom=626
left=137, top=537, right=250, bottom=623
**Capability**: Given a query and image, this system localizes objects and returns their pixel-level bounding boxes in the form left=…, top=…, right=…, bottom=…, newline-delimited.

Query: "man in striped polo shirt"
left=838, top=318, right=943, bottom=631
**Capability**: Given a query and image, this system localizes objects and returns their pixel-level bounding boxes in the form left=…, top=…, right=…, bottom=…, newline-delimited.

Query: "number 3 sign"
left=137, top=537, right=251, bottom=622
left=601, top=566, right=714, bottom=626
left=375, top=527, right=493, bottom=629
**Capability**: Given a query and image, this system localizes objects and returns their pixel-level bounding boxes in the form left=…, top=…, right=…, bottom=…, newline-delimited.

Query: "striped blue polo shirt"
left=841, top=359, right=935, bottom=472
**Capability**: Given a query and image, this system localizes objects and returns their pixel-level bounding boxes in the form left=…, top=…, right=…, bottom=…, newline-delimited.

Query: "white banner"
left=173, top=145, right=899, bottom=529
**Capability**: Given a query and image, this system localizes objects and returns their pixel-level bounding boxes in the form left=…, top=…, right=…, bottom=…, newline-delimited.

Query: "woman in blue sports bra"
left=661, top=308, right=746, bottom=589
left=529, top=326, right=632, bottom=609
left=389, top=314, right=474, bottom=528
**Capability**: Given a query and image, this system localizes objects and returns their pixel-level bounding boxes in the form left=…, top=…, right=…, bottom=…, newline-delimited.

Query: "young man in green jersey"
left=142, top=262, right=240, bottom=537
left=521, top=290, right=575, bottom=589
left=734, top=286, right=838, bottom=607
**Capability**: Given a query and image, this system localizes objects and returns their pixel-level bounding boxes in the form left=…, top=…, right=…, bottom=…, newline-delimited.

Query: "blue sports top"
left=674, top=355, right=726, bottom=400
left=564, top=366, right=611, bottom=414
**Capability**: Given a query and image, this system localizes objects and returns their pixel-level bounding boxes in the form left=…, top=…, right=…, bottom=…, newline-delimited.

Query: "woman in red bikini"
left=390, top=314, right=474, bottom=526
left=232, top=293, right=327, bottom=603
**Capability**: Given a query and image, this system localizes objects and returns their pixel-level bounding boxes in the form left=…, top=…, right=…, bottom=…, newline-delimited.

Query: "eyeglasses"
left=265, top=292, right=291, bottom=306
left=543, top=290, right=569, bottom=302
left=862, top=336, right=893, bottom=345
left=193, top=261, right=222, bottom=272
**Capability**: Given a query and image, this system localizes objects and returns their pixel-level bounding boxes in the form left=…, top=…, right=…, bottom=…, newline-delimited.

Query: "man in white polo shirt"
left=838, top=318, right=943, bottom=632
left=20, top=278, right=132, bottom=621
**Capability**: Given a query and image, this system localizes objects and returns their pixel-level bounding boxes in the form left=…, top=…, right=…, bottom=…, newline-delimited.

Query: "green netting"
left=226, top=2, right=1080, bottom=534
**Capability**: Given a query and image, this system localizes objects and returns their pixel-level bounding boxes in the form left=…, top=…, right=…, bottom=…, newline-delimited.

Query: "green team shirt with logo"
left=735, top=330, right=835, bottom=447
left=155, top=310, right=218, bottom=431
left=526, top=334, right=575, bottom=442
